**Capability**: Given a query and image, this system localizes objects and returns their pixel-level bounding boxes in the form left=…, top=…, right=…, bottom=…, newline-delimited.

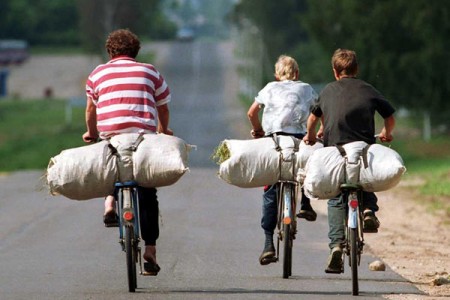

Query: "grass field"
left=0, top=98, right=449, bottom=203
left=0, top=98, right=86, bottom=171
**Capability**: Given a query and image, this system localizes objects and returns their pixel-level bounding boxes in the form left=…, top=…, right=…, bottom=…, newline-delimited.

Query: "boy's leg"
left=260, top=184, right=278, bottom=265
left=325, top=195, right=345, bottom=273
left=297, top=189, right=317, bottom=221
left=362, top=192, right=380, bottom=233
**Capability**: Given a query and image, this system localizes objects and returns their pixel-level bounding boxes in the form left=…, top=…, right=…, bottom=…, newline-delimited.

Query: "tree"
left=0, top=0, right=79, bottom=46
left=303, top=0, right=450, bottom=132
left=77, top=0, right=176, bottom=55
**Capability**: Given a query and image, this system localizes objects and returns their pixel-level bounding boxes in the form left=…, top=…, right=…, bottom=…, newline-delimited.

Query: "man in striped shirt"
left=83, top=29, right=171, bottom=275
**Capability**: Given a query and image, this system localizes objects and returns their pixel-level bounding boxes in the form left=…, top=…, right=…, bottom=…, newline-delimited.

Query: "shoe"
left=325, top=246, right=343, bottom=274
left=103, top=210, right=119, bottom=227
left=297, top=207, right=317, bottom=222
left=259, top=244, right=277, bottom=265
left=363, top=209, right=380, bottom=233
left=143, top=261, right=161, bottom=276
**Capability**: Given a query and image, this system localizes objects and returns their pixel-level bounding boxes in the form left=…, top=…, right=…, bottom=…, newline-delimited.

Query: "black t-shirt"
left=311, top=77, right=395, bottom=146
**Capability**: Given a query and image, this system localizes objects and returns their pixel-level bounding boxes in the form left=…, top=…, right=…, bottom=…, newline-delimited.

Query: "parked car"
left=0, top=40, right=29, bottom=66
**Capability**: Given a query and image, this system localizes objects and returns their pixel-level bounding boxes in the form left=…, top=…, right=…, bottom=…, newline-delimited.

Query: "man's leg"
left=138, top=187, right=161, bottom=275
left=103, top=195, right=119, bottom=227
left=325, top=195, right=345, bottom=273
left=260, top=184, right=278, bottom=265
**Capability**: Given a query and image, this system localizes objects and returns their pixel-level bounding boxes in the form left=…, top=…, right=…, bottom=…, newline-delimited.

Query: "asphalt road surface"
left=0, top=41, right=422, bottom=299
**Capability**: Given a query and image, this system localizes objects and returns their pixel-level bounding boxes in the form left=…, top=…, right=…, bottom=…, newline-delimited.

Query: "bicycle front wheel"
left=125, top=225, right=137, bottom=292
left=349, top=227, right=359, bottom=295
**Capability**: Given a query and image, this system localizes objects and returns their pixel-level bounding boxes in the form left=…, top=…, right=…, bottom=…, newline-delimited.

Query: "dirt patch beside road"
left=367, top=181, right=450, bottom=299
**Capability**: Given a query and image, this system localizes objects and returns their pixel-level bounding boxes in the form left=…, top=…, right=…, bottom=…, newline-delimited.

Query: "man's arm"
left=82, top=96, right=99, bottom=142
left=156, top=103, right=173, bottom=135
left=303, top=113, right=320, bottom=145
left=378, top=115, right=395, bottom=142
left=247, top=100, right=264, bottom=138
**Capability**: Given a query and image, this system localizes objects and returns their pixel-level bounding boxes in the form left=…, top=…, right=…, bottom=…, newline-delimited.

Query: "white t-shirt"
left=255, top=80, right=318, bottom=135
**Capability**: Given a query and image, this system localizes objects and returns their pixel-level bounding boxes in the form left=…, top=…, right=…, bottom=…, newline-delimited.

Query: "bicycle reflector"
left=349, top=199, right=359, bottom=209
left=283, top=216, right=292, bottom=225
left=123, top=210, right=134, bottom=222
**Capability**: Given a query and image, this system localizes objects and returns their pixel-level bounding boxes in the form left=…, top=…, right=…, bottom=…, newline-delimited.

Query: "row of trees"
left=232, top=0, right=450, bottom=131
left=0, top=0, right=176, bottom=53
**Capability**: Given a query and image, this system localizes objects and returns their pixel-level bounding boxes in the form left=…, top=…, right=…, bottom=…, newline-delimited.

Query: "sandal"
left=103, top=210, right=119, bottom=227
left=143, top=261, right=161, bottom=276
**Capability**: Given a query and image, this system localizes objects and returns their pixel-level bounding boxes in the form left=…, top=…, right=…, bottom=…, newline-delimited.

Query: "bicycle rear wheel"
left=280, top=183, right=294, bottom=279
left=125, top=225, right=137, bottom=292
left=349, top=227, right=359, bottom=295
left=282, top=223, right=292, bottom=278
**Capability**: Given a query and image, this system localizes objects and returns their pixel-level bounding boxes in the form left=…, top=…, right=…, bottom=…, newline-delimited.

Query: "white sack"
left=46, top=133, right=191, bottom=200
left=46, top=141, right=117, bottom=200
left=302, top=141, right=406, bottom=200
left=218, top=136, right=323, bottom=188
left=359, top=144, right=406, bottom=192
left=132, top=134, right=191, bottom=188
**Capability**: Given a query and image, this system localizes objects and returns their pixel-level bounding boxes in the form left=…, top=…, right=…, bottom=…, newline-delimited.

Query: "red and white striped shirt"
left=86, top=56, right=171, bottom=138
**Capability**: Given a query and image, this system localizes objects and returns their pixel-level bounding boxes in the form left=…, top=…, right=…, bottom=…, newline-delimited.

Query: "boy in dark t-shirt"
left=303, top=49, right=396, bottom=274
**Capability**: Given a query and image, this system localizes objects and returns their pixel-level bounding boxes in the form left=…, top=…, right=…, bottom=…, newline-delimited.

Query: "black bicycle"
left=114, top=181, right=142, bottom=293
left=276, top=180, right=298, bottom=279
left=340, top=183, right=365, bottom=296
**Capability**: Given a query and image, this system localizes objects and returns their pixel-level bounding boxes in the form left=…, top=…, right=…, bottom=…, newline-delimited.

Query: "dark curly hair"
left=105, top=29, right=141, bottom=59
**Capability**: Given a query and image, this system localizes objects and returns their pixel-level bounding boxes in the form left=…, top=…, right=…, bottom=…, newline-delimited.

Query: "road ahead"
left=0, top=41, right=422, bottom=299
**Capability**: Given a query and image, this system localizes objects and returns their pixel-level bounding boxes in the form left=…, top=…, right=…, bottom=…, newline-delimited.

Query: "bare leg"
left=143, top=245, right=157, bottom=264
left=104, top=195, right=115, bottom=214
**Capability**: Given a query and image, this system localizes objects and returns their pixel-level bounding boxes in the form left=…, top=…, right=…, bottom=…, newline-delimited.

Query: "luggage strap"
left=130, top=133, right=145, bottom=151
left=271, top=133, right=299, bottom=180
left=336, top=143, right=371, bottom=169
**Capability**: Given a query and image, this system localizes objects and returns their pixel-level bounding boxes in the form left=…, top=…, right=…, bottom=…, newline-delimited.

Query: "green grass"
left=0, top=98, right=86, bottom=171
left=391, top=137, right=450, bottom=198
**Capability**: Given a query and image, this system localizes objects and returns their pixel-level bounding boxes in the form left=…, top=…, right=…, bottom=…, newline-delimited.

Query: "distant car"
left=0, top=40, right=29, bottom=65
left=176, top=27, right=195, bottom=42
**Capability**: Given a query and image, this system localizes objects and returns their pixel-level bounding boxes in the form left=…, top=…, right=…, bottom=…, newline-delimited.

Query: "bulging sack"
left=46, top=133, right=191, bottom=200
left=132, top=134, right=191, bottom=188
left=215, top=136, right=323, bottom=188
left=302, top=141, right=406, bottom=200
left=46, top=141, right=117, bottom=200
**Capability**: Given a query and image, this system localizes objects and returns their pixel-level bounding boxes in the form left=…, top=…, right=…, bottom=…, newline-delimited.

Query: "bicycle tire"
left=350, top=227, right=359, bottom=295
left=125, top=225, right=137, bottom=292
left=282, top=223, right=292, bottom=278
left=281, top=184, right=294, bottom=279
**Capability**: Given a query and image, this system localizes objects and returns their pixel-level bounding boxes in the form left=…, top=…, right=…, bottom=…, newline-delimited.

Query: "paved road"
left=0, top=41, right=422, bottom=299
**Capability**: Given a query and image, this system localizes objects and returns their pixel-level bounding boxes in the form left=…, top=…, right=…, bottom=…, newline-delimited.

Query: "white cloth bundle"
left=46, top=133, right=191, bottom=200
left=218, top=136, right=323, bottom=188
left=302, top=141, right=406, bottom=200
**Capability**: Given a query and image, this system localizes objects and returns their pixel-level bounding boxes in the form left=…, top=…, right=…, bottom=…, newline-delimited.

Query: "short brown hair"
left=332, top=49, right=358, bottom=76
left=105, top=29, right=141, bottom=59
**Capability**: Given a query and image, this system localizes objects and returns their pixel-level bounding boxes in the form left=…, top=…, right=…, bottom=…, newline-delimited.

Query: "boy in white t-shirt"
left=247, top=55, right=318, bottom=265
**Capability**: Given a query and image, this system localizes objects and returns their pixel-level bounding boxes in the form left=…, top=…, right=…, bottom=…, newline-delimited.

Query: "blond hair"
left=274, top=55, right=299, bottom=81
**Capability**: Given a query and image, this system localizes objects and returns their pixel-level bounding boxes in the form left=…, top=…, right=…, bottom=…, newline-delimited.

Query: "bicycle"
left=114, top=180, right=142, bottom=293
left=275, top=180, right=299, bottom=279
left=340, top=182, right=365, bottom=296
